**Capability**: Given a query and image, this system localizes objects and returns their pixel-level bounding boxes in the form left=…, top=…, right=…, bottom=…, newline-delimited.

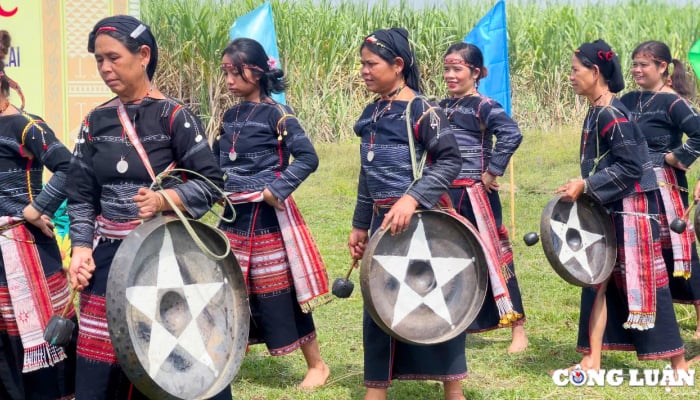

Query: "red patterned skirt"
left=220, top=201, right=316, bottom=356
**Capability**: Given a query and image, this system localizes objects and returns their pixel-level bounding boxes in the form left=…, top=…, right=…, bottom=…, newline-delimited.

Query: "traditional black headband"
left=87, top=15, right=159, bottom=80
left=575, top=39, right=625, bottom=93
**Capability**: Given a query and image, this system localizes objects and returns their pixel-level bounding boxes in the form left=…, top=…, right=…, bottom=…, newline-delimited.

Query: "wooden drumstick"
left=60, top=290, right=77, bottom=318
left=344, top=259, right=358, bottom=280
left=681, top=199, right=698, bottom=221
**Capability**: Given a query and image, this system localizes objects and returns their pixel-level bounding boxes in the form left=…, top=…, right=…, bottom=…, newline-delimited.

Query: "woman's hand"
left=263, top=188, right=285, bottom=211
left=481, top=170, right=500, bottom=193
left=133, top=188, right=163, bottom=219
left=22, top=204, right=54, bottom=238
left=693, top=180, right=700, bottom=203
left=381, top=194, right=418, bottom=235
left=556, top=179, right=585, bottom=201
left=69, top=246, right=95, bottom=291
left=665, top=152, right=689, bottom=171
left=348, top=228, right=369, bottom=260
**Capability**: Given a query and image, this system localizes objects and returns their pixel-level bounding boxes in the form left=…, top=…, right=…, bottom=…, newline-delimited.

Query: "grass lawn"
left=227, top=126, right=700, bottom=399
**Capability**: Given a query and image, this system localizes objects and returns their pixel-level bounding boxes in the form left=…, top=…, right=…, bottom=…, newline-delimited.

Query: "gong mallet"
left=332, top=259, right=358, bottom=298
left=523, top=231, right=540, bottom=246
left=670, top=199, right=698, bottom=234
left=44, top=290, right=77, bottom=347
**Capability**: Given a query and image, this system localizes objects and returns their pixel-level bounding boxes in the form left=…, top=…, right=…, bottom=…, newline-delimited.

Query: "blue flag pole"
left=229, top=2, right=285, bottom=104
left=464, top=0, right=511, bottom=116
left=465, top=0, right=516, bottom=234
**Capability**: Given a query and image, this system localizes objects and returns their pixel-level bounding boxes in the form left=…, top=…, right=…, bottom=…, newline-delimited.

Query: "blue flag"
left=464, top=0, right=511, bottom=115
left=690, top=37, right=700, bottom=81
left=229, top=2, right=285, bottom=104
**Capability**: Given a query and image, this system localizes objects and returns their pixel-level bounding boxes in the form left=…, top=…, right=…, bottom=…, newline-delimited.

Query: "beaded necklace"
left=636, top=83, right=665, bottom=114
left=367, top=85, right=403, bottom=162
left=228, top=102, right=261, bottom=161
left=444, top=91, right=478, bottom=120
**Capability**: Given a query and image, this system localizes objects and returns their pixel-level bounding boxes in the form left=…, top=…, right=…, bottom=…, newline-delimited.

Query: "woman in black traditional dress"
left=0, top=29, right=76, bottom=400
left=558, top=39, right=688, bottom=372
left=66, top=16, right=229, bottom=399
left=619, top=40, right=700, bottom=339
left=440, top=42, right=528, bottom=354
left=215, top=37, right=331, bottom=388
left=347, top=27, right=465, bottom=400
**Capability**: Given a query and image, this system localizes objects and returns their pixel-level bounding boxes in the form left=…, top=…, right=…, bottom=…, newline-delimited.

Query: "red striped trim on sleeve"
left=600, top=117, right=628, bottom=137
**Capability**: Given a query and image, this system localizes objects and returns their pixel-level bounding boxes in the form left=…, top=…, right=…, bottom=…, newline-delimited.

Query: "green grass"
left=220, top=128, right=700, bottom=399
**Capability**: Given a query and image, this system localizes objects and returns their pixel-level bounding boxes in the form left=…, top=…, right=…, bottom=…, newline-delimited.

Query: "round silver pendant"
left=184, top=122, right=191, bottom=128
left=116, top=159, right=129, bottom=174
left=229, top=151, right=237, bottom=161
left=367, top=150, right=375, bottom=162
left=195, top=134, right=203, bottom=143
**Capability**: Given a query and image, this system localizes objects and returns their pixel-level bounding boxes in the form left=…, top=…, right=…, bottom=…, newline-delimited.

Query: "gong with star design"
left=360, top=210, right=488, bottom=345
left=540, top=194, right=616, bottom=287
left=106, top=216, right=249, bottom=400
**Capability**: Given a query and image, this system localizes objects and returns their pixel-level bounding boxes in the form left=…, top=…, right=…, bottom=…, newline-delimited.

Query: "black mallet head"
left=670, top=200, right=698, bottom=234
left=670, top=218, right=687, bottom=234
left=44, top=315, right=75, bottom=347
left=332, top=278, right=354, bottom=298
left=44, top=291, right=76, bottom=347
left=523, top=231, right=540, bottom=246
left=332, top=260, right=358, bottom=298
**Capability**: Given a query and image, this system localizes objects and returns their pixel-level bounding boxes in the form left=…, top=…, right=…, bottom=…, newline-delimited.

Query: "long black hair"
left=221, top=38, right=286, bottom=99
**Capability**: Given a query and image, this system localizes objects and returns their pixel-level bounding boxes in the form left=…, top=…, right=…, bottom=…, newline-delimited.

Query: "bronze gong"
left=540, top=194, right=616, bottom=287
left=106, top=216, right=249, bottom=400
left=360, top=209, right=488, bottom=345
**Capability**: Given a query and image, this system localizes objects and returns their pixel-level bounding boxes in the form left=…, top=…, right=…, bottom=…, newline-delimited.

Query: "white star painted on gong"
left=549, top=201, right=604, bottom=278
left=372, top=217, right=473, bottom=328
left=126, top=229, right=223, bottom=378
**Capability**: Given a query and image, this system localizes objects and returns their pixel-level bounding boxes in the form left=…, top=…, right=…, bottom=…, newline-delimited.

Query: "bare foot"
left=443, top=380, right=465, bottom=400
left=507, top=325, right=528, bottom=354
left=549, top=359, right=598, bottom=377
left=299, top=361, right=330, bottom=389
left=688, top=354, right=700, bottom=368
left=365, top=388, right=388, bottom=400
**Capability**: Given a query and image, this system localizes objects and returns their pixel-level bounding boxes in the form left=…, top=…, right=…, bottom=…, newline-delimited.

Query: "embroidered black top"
left=580, top=98, right=657, bottom=205
left=620, top=90, right=700, bottom=169
left=67, top=97, right=224, bottom=247
left=0, top=113, right=71, bottom=218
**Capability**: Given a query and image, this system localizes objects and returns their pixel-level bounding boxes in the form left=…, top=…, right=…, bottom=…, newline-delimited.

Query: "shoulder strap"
left=587, top=105, right=625, bottom=176
left=404, top=95, right=434, bottom=181
left=116, top=101, right=175, bottom=184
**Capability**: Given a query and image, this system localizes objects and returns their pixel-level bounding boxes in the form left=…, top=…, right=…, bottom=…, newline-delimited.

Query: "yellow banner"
left=1, top=0, right=140, bottom=145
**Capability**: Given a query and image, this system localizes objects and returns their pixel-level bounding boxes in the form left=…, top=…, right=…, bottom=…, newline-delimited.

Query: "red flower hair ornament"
left=597, top=50, right=615, bottom=62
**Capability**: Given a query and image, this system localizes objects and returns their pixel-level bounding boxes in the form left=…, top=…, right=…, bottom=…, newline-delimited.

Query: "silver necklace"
left=228, top=102, right=260, bottom=161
